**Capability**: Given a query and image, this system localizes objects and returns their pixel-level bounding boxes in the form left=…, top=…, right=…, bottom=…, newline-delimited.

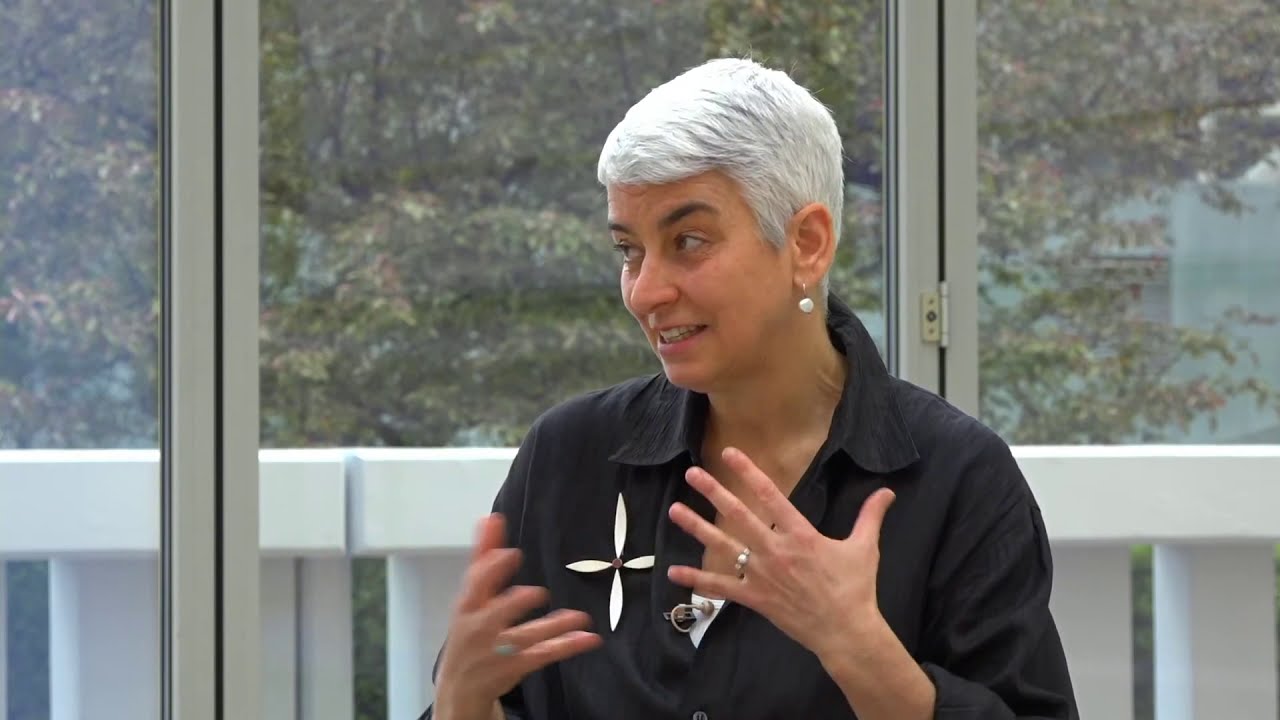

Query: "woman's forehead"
left=607, top=173, right=748, bottom=224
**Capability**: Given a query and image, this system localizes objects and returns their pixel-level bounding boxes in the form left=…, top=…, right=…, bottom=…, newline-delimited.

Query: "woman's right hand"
left=433, top=514, right=602, bottom=720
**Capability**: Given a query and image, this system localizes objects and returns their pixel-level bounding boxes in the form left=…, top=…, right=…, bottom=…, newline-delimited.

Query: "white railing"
left=1, top=447, right=1278, bottom=720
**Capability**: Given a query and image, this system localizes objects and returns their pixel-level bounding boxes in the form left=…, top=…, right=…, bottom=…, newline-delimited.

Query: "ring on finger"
left=733, top=547, right=751, bottom=579
left=494, top=642, right=518, bottom=657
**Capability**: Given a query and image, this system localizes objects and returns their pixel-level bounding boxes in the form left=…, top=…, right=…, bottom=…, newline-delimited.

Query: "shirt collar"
left=609, top=294, right=920, bottom=474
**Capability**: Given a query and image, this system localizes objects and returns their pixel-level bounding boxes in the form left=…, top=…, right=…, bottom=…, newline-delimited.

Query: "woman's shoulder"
left=524, top=372, right=671, bottom=449
left=886, top=377, right=1029, bottom=501
left=888, top=377, right=1006, bottom=450
left=497, top=373, right=673, bottom=519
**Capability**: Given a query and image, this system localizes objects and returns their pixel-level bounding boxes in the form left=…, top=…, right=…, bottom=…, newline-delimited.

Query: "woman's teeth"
left=659, top=326, right=702, bottom=343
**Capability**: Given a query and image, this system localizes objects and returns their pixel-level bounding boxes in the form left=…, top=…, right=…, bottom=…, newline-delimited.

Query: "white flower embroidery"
left=565, top=493, right=655, bottom=631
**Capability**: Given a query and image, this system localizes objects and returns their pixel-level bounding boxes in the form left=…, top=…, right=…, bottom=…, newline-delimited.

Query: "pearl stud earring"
left=798, top=283, right=815, bottom=314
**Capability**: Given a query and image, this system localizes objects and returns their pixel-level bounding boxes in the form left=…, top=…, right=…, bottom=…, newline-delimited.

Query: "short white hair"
left=597, top=57, right=844, bottom=298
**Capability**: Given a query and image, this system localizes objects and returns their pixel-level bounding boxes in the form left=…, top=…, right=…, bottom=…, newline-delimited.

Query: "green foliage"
left=0, top=0, right=158, bottom=449
left=351, top=559, right=388, bottom=720
left=1131, top=546, right=1154, bottom=718
left=4, top=562, right=50, bottom=720
left=975, top=0, right=1280, bottom=443
left=256, top=0, right=887, bottom=449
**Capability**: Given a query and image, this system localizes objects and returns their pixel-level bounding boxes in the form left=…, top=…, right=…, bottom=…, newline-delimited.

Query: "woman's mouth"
left=658, top=325, right=706, bottom=344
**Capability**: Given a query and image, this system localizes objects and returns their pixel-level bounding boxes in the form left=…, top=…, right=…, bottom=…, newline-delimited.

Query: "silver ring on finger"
left=733, top=547, right=751, bottom=579
left=494, top=642, right=518, bottom=657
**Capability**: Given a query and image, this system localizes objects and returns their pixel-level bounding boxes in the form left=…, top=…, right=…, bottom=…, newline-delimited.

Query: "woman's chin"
left=659, top=362, right=717, bottom=393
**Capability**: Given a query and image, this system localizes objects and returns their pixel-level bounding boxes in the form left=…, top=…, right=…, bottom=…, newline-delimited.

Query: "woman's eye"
left=613, top=242, right=639, bottom=262
left=676, top=234, right=706, bottom=251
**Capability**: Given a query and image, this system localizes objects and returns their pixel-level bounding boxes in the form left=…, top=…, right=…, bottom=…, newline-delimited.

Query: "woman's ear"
left=788, top=202, right=836, bottom=282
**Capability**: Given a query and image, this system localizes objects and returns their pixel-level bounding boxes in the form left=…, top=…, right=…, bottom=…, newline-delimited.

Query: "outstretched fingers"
left=684, top=465, right=775, bottom=550
left=471, top=513, right=507, bottom=558
left=721, top=447, right=807, bottom=534
left=513, top=628, right=603, bottom=673
left=497, top=608, right=595, bottom=652
left=485, top=609, right=601, bottom=675
left=849, top=487, right=897, bottom=545
left=456, top=515, right=522, bottom=612
left=668, top=501, right=746, bottom=559
left=480, top=584, right=551, bottom=629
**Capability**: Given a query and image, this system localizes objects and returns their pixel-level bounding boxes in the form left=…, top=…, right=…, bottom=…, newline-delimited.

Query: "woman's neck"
left=703, top=318, right=847, bottom=458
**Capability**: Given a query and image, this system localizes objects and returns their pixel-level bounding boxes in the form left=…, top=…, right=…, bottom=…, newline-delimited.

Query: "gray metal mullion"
left=886, top=0, right=943, bottom=391
left=941, top=0, right=980, bottom=415
left=164, top=0, right=219, bottom=717
left=219, top=0, right=263, bottom=716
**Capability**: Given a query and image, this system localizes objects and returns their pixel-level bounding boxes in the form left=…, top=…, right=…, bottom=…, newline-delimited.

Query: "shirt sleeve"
left=419, top=423, right=542, bottom=720
left=919, top=438, right=1078, bottom=719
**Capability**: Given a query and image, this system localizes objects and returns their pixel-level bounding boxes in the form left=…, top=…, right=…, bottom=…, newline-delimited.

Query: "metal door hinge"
left=921, top=282, right=949, bottom=348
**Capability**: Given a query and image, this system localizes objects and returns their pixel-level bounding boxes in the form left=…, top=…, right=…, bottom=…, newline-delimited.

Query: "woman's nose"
left=626, top=255, right=679, bottom=316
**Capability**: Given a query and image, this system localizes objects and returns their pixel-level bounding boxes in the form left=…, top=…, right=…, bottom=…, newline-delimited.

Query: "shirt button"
left=693, top=712, right=709, bottom=720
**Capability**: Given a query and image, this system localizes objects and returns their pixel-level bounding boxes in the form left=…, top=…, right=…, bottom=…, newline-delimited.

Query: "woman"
left=424, top=58, right=1077, bottom=720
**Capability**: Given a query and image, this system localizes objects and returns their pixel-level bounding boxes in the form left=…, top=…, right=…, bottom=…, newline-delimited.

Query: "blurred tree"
left=0, top=0, right=158, bottom=449
left=976, top=0, right=1280, bottom=443
left=256, top=0, right=886, bottom=449
left=2, top=3, right=155, bottom=714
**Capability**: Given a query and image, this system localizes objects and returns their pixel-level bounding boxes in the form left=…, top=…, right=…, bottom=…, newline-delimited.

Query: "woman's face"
left=607, top=171, right=798, bottom=393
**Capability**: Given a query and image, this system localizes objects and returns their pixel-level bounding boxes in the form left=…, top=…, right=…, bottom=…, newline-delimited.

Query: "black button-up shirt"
left=425, top=296, right=1077, bottom=719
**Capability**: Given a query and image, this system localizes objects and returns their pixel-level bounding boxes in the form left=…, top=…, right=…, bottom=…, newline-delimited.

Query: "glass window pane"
left=259, top=1, right=886, bottom=716
left=976, top=4, right=1280, bottom=719
left=977, top=0, right=1280, bottom=446
left=1, top=0, right=160, bottom=717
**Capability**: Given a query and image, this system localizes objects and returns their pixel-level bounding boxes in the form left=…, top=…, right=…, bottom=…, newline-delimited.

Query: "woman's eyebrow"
left=608, top=201, right=719, bottom=234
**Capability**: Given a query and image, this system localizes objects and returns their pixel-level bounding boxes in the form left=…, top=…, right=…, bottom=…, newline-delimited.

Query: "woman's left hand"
left=666, top=446, right=897, bottom=663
